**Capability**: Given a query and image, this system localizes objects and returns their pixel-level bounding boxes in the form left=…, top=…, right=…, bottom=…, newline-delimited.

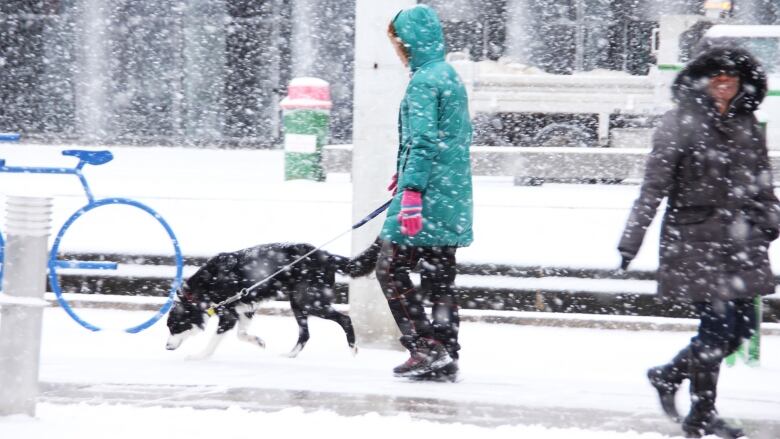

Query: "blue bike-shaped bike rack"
left=0, top=149, right=183, bottom=333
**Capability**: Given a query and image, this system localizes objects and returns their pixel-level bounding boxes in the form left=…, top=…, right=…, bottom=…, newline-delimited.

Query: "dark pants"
left=692, top=299, right=757, bottom=367
left=375, top=239, right=460, bottom=359
left=662, top=299, right=757, bottom=413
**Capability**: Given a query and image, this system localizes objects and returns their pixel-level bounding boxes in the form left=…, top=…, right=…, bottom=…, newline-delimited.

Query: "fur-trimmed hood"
left=672, top=45, right=767, bottom=114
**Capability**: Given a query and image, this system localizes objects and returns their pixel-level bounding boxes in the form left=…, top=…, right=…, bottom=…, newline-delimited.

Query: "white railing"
left=323, top=145, right=780, bottom=183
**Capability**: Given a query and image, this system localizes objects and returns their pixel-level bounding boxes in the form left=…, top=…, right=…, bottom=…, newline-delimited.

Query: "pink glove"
left=398, top=190, right=423, bottom=236
left=387, top=173, right=398, bottom=194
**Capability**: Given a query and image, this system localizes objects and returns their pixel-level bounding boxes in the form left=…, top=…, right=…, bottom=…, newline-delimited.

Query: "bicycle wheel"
left=49, top=198, right=183, bottom=333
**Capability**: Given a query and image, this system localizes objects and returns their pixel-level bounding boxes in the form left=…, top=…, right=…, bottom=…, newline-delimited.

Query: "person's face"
left=707, top=73, right=740, bottom=103
left=387, top=23, right=409, bottom=67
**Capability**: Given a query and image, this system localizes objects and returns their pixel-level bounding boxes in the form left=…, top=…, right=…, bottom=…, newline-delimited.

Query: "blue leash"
left=205, top=199, right=392, bottom=315
left=352, top=199, right=392, bottom=230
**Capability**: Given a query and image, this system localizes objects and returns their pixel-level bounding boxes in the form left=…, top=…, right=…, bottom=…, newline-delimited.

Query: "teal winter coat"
left=380, top=5, right=474, bottom=247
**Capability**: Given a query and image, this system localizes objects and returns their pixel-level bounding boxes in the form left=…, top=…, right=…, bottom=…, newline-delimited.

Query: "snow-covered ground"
left=2, top=144, right=780, bottom=438
left=0, top=143, right=666, bottom=270
left=3, top=144, right=780, bottom=298
left=3, top=144, right=779, bottom=300
left=1, top=307, right=779, bottom=438
left=0, top=404, right=680, bottom=439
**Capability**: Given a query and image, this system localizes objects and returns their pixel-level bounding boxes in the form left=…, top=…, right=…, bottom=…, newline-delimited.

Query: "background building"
left=1, top=0, right=778, bottom=147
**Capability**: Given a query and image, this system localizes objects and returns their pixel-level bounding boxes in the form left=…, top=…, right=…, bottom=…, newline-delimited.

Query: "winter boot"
left=393, top=351, right=429, bottom=377
left=410, top=360, right=460, bottom=382
left=647, top=348, right=690, bottom=421
left=682, top=361, right=744, bottom=439
left=648, top=367, right=681, bottom=421
left=682, top=412, right=745, bottom=439
left=393, top=340, right=452, bottom=378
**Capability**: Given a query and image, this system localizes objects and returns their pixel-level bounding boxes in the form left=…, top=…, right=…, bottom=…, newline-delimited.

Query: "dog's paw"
left=254, top=336, right=266, bottom=349
left=287, top=344, right=303, bottom=358
left=351, top=345, right=359, bottom=356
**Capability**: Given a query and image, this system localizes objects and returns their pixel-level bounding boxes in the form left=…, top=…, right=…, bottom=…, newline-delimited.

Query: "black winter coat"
left=619, top=46, right=779, bottom=302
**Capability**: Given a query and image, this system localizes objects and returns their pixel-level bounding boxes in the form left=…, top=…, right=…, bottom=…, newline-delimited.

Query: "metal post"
left=0, top=196, right=52, bottom=416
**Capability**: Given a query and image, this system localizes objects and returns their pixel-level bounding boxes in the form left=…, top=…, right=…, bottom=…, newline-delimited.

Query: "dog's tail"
left=332, top=237, right=382, bottom=278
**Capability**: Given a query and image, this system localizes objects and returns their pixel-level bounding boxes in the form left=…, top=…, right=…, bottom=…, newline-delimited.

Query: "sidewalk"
left=23, top=306, right=780, bottom=437
left=39, top=381, right=777, bottom=437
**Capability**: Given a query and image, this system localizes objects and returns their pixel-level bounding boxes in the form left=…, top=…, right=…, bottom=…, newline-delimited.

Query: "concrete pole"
left=0, top=197, right=52, bottom=416
left=350, top=0, right=415, bottom=349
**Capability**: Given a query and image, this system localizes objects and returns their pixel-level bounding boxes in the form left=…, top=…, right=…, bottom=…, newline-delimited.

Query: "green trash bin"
left=281, top=77, right=332, bottom=181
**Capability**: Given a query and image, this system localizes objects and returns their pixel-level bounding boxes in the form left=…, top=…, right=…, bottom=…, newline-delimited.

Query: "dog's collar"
left=177, top=288, right=219, bottom=317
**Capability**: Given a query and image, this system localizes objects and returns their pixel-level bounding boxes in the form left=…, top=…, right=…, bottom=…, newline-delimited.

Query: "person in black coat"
left=618, top=46, right=779, bottom=439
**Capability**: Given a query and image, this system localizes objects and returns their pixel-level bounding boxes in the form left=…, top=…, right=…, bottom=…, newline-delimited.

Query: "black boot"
left=682, top=413, right=745, bottom=439
left=682, top=363, right=744, bottom=438
left=392, top=351, right=430, bottom=377
left=410, top=360, right=459, bottom=382
left=393, top=340, right=452, bottom=378
left=647, top=347, right=689, bottom=421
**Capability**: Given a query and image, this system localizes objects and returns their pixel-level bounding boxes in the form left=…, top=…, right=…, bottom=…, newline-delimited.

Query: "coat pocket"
left=664, top=207, right=719, bottom=242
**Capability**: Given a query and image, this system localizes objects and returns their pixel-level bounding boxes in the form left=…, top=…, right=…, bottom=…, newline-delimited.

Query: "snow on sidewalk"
left=0, top=143, right=691, bottom=270
left=1, top=403, right=682, bottom=439
left=2, top=145, right=780, bottom=437
left=6, top=307, right=777, bottom=437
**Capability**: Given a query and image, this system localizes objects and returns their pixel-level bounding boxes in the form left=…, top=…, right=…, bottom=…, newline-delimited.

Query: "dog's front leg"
left=288, top=299, right=310, bottom=358
left=236, top=308, right=265, bottom=349
left=185, top=331, right=226, bottom=361
left=186, top=310, right=237, bottom=360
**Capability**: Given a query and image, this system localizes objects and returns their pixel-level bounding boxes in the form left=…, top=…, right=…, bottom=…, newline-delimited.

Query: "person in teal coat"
left=375, top=4, right=473, bottom=381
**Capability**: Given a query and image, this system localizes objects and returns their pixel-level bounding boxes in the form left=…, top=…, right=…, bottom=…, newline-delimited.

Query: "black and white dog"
left=165, top=239, right=380, bottom=360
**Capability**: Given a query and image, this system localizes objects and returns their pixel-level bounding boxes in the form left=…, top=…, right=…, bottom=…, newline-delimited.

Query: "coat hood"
left=391, top=5, right=446, bottom=71
left=672, top=45, right=767, bottom=114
